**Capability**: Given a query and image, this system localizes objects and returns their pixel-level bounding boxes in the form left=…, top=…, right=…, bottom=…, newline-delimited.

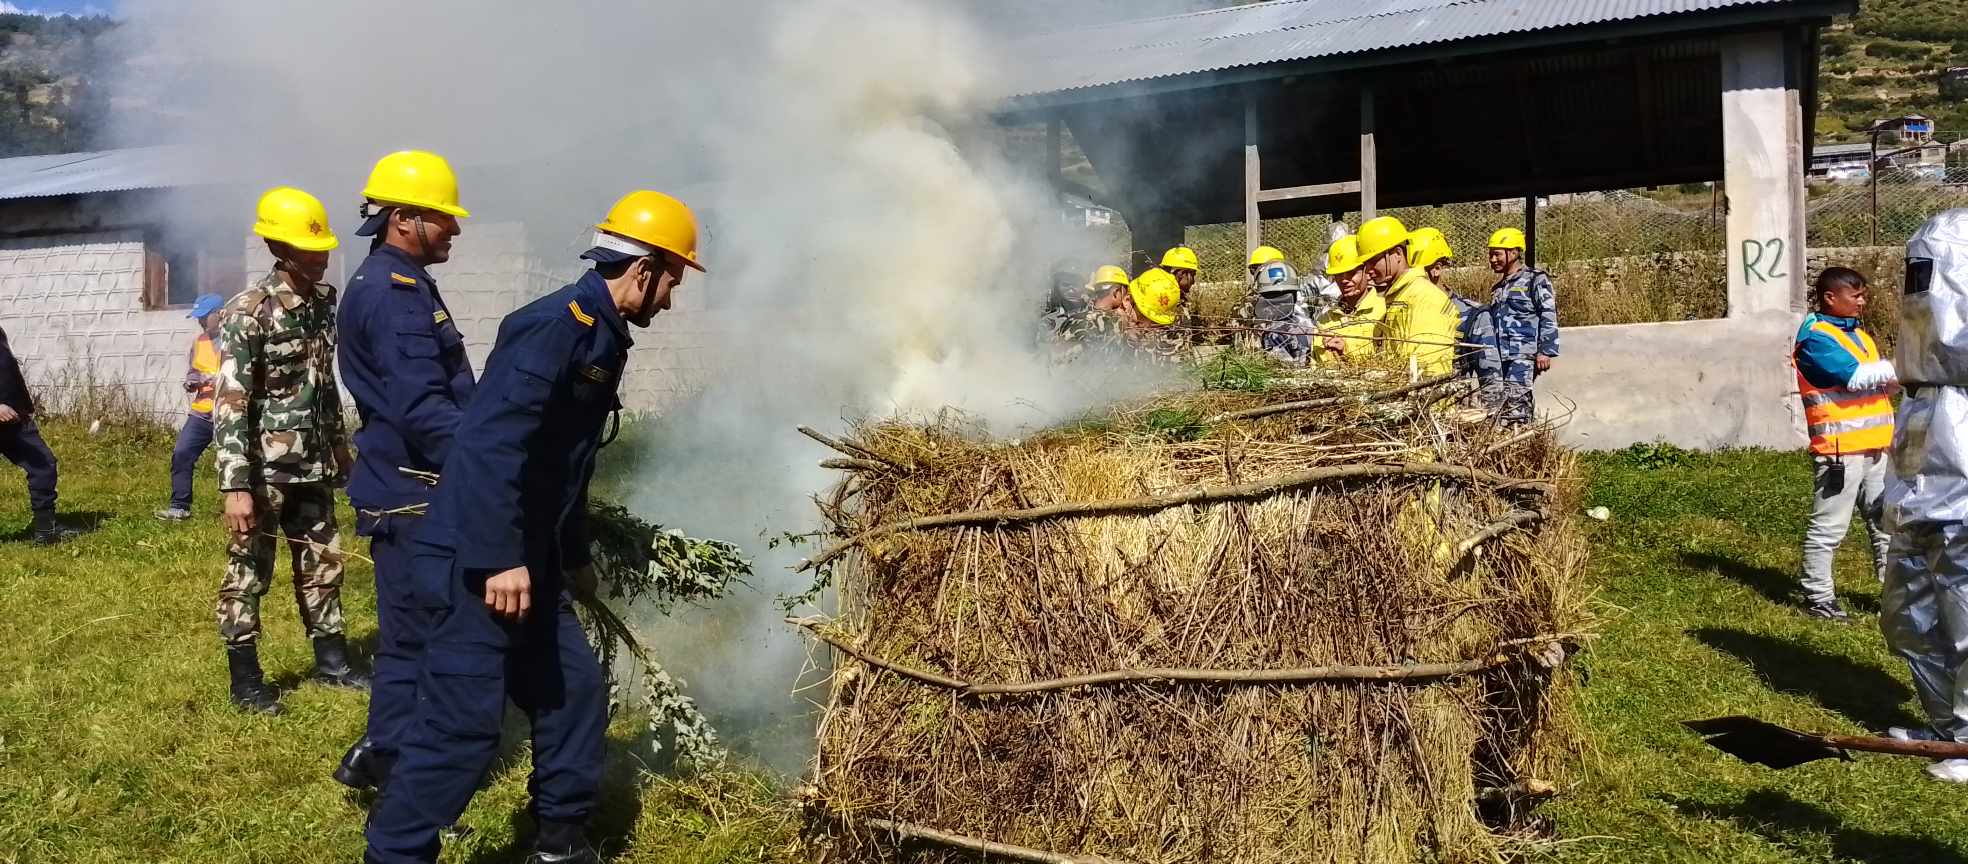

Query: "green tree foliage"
left=1855, top=0, right=1968, bottom=43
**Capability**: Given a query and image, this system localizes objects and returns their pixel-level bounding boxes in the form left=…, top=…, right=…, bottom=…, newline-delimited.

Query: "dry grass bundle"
left=792, top=369, right=1590, bottom=864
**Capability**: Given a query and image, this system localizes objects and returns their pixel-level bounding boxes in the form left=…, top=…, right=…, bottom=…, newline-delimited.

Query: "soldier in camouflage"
left=212, top=187, right=364, bottom=716
left=1477, top=228, right=1559, bottom=425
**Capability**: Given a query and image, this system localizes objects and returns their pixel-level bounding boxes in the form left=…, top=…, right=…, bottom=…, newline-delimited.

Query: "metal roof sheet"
left=1003, top=0, right=1822, bottom=98
left=0, top=145, right=211, bottom=201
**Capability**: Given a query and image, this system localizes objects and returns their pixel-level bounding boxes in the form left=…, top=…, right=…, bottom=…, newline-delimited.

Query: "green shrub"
left=1864, top=40, right=1933, bottom=62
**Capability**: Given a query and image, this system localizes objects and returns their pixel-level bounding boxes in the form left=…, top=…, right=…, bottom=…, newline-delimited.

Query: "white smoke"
left=110, top=0, right=1160, bottom=771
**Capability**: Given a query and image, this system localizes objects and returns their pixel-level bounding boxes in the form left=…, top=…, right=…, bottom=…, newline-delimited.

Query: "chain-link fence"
left=1807, top=133, right=1968, bottom=248
left=1185, top=184, right=1731, bottom=326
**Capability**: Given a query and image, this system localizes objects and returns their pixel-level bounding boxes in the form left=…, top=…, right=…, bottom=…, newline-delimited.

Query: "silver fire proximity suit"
left=1881, top=209, right=1968, bottom=746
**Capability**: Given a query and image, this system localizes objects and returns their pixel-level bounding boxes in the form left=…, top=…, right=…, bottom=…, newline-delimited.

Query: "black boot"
left=31, top=510, right=72, bottom=545
left=333, top=736, right=397, bottom=791
left=311, top=635, right=372, bottom=690
left=225, top=643, right=284, bottom=716
left=526, top=820, right=598, bottom=864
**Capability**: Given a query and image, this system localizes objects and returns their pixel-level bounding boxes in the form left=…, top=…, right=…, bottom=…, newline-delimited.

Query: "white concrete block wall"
left=0, top=208, right=734, bottom=425
left=0, top=230, right=196, bottom=419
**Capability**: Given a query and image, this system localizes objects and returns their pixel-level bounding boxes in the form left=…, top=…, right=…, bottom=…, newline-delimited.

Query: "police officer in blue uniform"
left=333, top=150, right=476, bottom=791
left=364, top=190, right=706, bottom=864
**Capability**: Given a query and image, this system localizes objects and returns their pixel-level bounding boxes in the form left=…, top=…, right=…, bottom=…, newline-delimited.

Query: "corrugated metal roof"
left=1004, top=0, right=1822, bottom=98
left=0, top=145, right=211, bottom=201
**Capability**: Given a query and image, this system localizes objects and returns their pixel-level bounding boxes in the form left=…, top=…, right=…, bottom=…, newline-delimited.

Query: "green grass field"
left=0, top=421, right=1964, bottom=863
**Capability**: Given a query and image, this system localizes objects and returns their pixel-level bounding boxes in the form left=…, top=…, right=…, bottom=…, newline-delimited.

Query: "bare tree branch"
left=797, top=425, right=899, bottom=468
left=855, top=815, right=1144, bottom=864
left=1208, top=372, right=1460, bottom=423
left=791, top=617, right=1577, bottom=697
left=794, top=462, right=1552, bottom=573
left=1452, top=510, right=1547, bottom=569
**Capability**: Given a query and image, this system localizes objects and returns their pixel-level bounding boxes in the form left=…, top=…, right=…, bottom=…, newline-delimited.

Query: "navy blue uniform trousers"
left=358, top=512, right=438, bottom=758
left=1, top=417, right=57, bottom=516
left=363, top=548, right=607, bottom=864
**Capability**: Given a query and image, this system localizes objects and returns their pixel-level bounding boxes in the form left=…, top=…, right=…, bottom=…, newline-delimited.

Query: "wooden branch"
left=1479, top=426, right=1546, bottom=456
left=797, top=425, right=899, bottom=468
left=1255, top=180, right=1363, bottom=203
left=1452, top=510, right=1546, bottom=566
left=1209, top=372, right=1460, bottom=423
left=820, top=458, right=890, bottom=473
left=791, top=618, right=1574, bottom=697
left=858, top=816, right=1140, bottom=864
left=795, top=461, right=1552, bottom=573
left=786, top=617, right=969, bottom=690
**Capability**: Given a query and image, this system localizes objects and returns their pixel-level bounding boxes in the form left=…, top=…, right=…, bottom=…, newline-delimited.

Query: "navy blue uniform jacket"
left=338, top=245, right=477, bottom=512
left=420, top=271, right=628, bottom=580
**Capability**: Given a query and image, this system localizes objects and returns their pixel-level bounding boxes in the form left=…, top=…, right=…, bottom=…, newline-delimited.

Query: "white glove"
left=1847, top=359, right=1898, bottom=390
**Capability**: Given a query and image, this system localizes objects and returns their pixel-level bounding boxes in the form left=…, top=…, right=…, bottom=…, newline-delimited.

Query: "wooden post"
left=1045, top=116, right=1063, bottom=200
left=1359, top=84, right=1378, bottom=218
left=1524, top=194, right=1537, bottom=266
left=1245, top=96, right=1261, bottom=256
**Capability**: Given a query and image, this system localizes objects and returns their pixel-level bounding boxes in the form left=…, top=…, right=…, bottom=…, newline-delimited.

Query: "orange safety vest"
left=189, top=333, right=219, bottom=415
left=1794, top=320, right=1894, bottom=456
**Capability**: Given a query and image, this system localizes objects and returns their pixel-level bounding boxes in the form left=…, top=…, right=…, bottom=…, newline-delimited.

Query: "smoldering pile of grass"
left=792, top=368, right=1590, bottom=864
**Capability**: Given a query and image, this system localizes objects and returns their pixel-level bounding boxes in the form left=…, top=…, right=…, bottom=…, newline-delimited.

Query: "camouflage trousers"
left=1475, top=354, right=1537, bottom=426
left=216, top=482, right=346, bottom=645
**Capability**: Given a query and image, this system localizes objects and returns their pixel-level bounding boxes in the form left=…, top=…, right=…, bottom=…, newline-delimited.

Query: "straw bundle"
left=793, top=367, right=1590, bottom=864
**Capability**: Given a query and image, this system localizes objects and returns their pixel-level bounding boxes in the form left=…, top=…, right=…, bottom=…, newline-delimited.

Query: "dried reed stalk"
left=1207, top=372, right=1460, bottom=423
left=858, top=816, right=1143, bottom=864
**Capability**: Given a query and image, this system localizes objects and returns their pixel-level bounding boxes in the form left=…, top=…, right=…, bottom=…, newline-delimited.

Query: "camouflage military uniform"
left=213, top=271, right=350, bottom=646
left=1474, top=267, right=1559, bottom=425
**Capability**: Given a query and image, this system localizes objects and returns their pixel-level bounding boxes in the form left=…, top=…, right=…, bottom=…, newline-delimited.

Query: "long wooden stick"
left=786, top=616, right=969, bottom=690
left=1208, top=372, right=1460, bottom=423
left=797, top=425, right=898, bottom=467
left=1452, top=510, right=1546, bottom=565
left=858, top=816, right=1141, bottom=864
left=820, top=457, right=891, bottom=473
left=791, top=617, right=1572, bottom=697
left=794, top=462, right=1551, bottom=573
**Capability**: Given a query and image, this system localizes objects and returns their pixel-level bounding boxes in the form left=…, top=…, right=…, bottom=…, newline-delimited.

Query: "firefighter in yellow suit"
left=1357, top=216, right=1459, bottom=376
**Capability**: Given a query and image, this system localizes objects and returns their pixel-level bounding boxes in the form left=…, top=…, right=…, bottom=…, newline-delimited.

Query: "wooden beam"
left=1359, top=84, right=1378, bottom=218
left=1045, top=116, right=1063, bottom=194
left=1244, top=96, right=1260, bottom=255
left=1524, top=194, right=1538, bottom=266
left=1256, top=181, right=1363, bottom=203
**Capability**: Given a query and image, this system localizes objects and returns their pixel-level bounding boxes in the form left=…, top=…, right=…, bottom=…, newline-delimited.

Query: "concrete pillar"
left=1720, top=30, right=1807, bottom=318
left=1244, top=97, right=1260, bottom=256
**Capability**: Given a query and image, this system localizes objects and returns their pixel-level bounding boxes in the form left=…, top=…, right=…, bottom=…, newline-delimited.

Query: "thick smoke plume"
left=114, top=0, right=1161, bottom=770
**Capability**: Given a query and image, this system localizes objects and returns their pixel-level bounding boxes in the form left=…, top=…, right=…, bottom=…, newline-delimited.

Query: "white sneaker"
left=1890, top=726, right=1944, bottom=742
left=1925, top=758, right=1968, bottom=783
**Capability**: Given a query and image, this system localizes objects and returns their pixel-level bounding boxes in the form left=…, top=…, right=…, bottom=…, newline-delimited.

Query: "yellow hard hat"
left=1128, top=267, right=1182, bottom=326
left=1160, top=246, right=1200, bottom=273
left=1488, top=227, right=1526, bottom=250
left=252, top=186, right=339, bottom=252
left=361, top=150, right=470, bottom=218
left=1248, top=245, right=1285, bottom=268
left=1355, top=216, right=1409, bottom=261
left=1407, top=227, right=1452, bottom=269
left=1088, top=264, right=1129, bottom=289
left=1325, top=235, right=1362, bottom=276
left=594, top=190, right=707, bottom=272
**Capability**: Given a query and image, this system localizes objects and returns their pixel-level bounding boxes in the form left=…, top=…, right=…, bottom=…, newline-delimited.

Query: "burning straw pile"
left=790, top=362, right=1590, bottom=864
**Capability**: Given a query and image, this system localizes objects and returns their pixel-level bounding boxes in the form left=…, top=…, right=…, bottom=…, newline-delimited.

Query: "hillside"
left=1816, top=0, right=1966, bottom=138
left=0, top=12, right=112, bottom=157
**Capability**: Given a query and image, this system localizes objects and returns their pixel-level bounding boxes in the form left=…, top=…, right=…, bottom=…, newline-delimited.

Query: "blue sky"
left=0, top=0, right=113, bottom=16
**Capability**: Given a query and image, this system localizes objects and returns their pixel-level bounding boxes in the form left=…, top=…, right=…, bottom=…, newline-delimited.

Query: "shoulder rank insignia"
left=567, top=300, right=596, bottom=326
left=390, top=272, right=418, bottom=285
left=580, top=365, right=611, bottom=383
left=433, top=310, right=450, bottom=325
